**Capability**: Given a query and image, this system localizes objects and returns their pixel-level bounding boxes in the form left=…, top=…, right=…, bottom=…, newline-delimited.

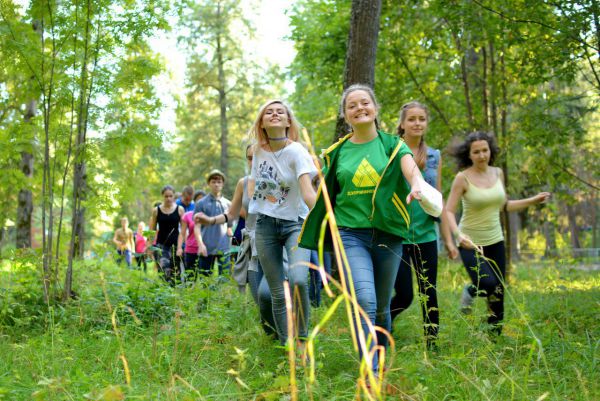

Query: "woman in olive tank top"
left=444, top=132, right=550, bottom=334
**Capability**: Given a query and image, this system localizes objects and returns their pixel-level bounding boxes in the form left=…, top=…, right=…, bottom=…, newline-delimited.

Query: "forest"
left=0, top=0, right=598, bottom=400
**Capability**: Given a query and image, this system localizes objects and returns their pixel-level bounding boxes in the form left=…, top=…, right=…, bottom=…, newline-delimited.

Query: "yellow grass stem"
left=283, top=281, right=298, bottom=401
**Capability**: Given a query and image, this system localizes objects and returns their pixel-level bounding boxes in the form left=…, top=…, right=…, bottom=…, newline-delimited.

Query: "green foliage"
left=0, top=258, right=598, bottom=399
left=172, top=0, right=286, bottom=195
left=288, top=0, right=600, bottom=246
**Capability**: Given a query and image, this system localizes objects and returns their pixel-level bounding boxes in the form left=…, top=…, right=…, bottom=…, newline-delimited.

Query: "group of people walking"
left=120, top=84, right=550, bottom=382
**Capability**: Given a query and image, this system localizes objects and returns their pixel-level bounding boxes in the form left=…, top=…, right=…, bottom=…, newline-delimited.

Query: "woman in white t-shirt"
left=249, top=99, right=316, bottom=348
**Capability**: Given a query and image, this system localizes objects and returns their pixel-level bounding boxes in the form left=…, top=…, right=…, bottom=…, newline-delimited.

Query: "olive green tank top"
left=458, top=172, right=506, bottom=246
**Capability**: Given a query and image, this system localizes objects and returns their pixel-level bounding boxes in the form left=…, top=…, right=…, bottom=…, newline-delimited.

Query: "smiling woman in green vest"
left=299, top=84, right=425, bottom=379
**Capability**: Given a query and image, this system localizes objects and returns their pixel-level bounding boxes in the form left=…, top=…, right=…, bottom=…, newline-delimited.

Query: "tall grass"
left=0, top=253, right=598, bottom=400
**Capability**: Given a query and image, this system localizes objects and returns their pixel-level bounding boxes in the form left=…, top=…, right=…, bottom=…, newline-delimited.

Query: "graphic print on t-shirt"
left=352, top=158, right=381, bottom=187
left=253, top=160, right=290, bottom=204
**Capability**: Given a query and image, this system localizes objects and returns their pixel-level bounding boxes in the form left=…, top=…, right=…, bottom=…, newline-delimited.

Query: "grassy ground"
left=0, top=256, right=598, bottom=400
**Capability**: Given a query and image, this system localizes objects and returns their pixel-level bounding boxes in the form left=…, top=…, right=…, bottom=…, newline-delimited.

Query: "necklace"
left=269, top=140, right=289, bottom=161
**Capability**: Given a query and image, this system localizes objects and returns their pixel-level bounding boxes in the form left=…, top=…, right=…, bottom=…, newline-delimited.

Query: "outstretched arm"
left=400, top=154, right=423, bottom=204
left=499, top=169, right=551, bottom=212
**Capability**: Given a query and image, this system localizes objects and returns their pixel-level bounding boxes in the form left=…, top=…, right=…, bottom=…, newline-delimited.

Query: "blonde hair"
left=396, top=101, right=429, bottom=170
left=250, top=99, right=300, bottom=145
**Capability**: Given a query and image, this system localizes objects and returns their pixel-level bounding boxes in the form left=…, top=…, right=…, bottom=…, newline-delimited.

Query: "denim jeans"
left=247, top=259, right=276, bottom=336
left=339, top=227, right=403, bottom=372
left=255, top=214, right=310, bottom=345
left=117, top=249, right=132, bottom=267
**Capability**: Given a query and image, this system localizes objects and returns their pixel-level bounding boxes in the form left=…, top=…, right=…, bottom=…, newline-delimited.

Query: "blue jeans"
left=247, top=260, right=276, bottom=336
left=309, top=250, right=332, bottom=307
left=255, top=214, right=310, bottom=345
left=117, top=249, right=132, bottom=267
left=339, top=227, right=403, bottom=372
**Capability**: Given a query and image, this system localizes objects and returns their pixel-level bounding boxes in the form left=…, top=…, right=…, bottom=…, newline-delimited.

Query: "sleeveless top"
left=458, top=170, right=506, bottom=246
left=156, top=205, right=180, bottom=248
left=405, top=147, right=440, bottom=245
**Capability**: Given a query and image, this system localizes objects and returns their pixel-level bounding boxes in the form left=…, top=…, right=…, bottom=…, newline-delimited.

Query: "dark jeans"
left=184, top=253, right=200, bottom=281
left=198, top=252, right=232, bottom=277
left=134, top=253, right=147, bottom=272
left=390, top=240, right=439, bottom=343
left=117, top=249, right=132, bottom=267
left=459, top=241, right=506, bottom=334
left=309, top=250, right=332, bottom=307
left=154, top=244, right=178, bottom=286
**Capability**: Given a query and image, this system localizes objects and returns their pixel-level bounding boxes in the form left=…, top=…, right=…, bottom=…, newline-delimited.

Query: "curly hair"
left=450, top=131, right=500, bottom=170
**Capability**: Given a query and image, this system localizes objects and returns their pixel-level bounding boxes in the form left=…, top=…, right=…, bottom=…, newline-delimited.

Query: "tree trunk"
left=334, top=0, right=382, bottom=141
left=509, top=211, right=520, bottom=261
left=482, top=46, right=489, bottom=128
left=16, top=17, right=41, bottom=249
left=17, top=151, right=33, bottom=249
left=65, top=0, right=93, bottom=300
left=591, top=0, right=600, bottom=60
left=543, top=220, right=557, bottom=257
left=566, top=203, right=581, bottom=257
left=216, top=2, right=229, bottom=180
left=451, top=30, right=475, bottom=130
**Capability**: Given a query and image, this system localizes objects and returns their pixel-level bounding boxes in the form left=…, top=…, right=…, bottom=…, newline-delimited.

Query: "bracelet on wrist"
left=212, top=217, right=216, bottom=225
left=222, top=213, right=229, bottom=223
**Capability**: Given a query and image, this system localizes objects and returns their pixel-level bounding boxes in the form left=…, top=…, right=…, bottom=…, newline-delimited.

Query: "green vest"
left=298, top=130, right=412, bottom=251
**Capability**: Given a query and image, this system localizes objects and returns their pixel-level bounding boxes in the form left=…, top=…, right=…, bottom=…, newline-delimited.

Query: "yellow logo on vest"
left=352, top=158, right=380, bottom=187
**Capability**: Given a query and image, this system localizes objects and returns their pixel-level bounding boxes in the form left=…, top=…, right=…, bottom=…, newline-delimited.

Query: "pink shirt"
left=135, top=232, right=147, bottom=253
left=182, top=211, right=198, bottom=254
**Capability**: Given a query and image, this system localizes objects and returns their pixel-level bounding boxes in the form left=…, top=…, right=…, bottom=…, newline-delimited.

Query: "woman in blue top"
left=389, top=101, right=453, bottom=349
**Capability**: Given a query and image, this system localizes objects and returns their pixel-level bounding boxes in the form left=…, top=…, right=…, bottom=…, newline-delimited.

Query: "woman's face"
left=261, top=103, right=290, bottom=131
left=162, top=189, right=175, bottom=205
left=401, top=107, right=428, bottom=139
left=344, top=90, right=377, bottom=128
left=469, top=140, right=491, bottom=166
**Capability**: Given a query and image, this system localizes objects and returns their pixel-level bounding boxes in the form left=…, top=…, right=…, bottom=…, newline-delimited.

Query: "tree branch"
left=471, top=0, right=599, bottom=53
left=396, top=53, right=456, bottom=136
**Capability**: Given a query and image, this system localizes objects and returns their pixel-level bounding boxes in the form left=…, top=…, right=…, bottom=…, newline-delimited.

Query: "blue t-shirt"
left=176, top=198, right=195, bottom=213
left=193, top=194, right=231, bottom=255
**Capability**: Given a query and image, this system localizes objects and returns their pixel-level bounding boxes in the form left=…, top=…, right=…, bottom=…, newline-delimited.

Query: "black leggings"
left=154, top=244, right=178, bottom=286
left=390, top=240, right=439, bottom=341
left=459, top=241, right=506, bottom=333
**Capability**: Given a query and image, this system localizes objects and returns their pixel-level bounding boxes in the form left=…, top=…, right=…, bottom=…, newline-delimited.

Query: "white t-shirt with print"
left=249, top=142, right=316, bottom=221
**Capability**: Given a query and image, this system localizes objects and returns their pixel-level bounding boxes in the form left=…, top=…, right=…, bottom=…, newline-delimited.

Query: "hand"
left=197, top=243, right=208, bottom=257
left=194, top=212, right=211, bottom=225
left=534, top=192, right=551, bottom=204
left=406, top=182, right=422, bottom=204
left=446, top=243, right=459, bottom=260
left=176, top=248, right=183, bottom=257
left=457, top=233, right=477, bottom=250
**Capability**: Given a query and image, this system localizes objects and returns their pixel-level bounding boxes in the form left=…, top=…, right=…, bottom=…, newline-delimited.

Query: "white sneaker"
left=460, top=285, right=474, bottom=314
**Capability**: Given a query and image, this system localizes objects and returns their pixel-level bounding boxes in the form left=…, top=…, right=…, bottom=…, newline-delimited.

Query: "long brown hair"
left=396, top=101, right=429, bottom=170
